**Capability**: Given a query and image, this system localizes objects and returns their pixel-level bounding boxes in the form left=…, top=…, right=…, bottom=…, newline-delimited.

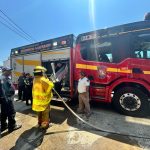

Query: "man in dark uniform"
left=1, top=67, right=22, bottom=133
left=18, top=72, right=26, bottom=101
left=24, top=73, right=33, bottom=105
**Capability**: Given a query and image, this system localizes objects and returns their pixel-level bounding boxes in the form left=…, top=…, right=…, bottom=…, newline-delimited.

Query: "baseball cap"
left=2, top=67, right=12, bottom=72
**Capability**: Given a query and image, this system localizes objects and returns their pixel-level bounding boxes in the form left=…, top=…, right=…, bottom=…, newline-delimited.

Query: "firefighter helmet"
left=33, top=66, right=47, bottom=73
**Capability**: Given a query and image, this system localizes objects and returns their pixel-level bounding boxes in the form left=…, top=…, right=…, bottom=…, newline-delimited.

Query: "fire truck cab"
left=75, top=20, right=150, bottom=116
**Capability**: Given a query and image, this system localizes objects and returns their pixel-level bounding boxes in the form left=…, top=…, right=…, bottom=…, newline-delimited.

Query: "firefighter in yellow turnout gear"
left=32, top=66, right=54, bottom=129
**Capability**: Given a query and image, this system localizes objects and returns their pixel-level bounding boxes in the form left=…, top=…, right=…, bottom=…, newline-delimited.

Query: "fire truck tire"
left=69, top=93, right=78, bottom=106
left=113, top=87, right=149, bottom=117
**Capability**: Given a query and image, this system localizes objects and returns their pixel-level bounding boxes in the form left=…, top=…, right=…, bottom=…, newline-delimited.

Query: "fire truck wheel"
left=69, top=94, right=78, bottom=106
left=113, top=87, right=149, bottom=117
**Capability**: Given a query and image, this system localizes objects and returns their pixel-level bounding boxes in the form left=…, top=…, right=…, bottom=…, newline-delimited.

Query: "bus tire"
left=113, top=87, right=149, bottom=117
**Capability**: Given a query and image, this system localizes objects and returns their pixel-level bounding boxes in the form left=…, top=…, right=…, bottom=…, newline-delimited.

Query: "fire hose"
left=53, top=88, right=150, bottom=140
left=50, top=62, right=150, bottom=139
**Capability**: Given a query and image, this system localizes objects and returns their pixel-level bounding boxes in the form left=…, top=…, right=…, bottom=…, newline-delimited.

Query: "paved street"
left=0, top=98, right=150, bottom=150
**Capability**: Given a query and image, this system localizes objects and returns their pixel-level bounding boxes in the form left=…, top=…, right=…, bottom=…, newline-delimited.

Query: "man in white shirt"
left=77, top=71, right=91, bottom=117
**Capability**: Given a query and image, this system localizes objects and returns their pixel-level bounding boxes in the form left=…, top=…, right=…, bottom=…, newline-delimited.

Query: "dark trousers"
left=24, top=87, right=32, bottom=105
left=1, top=97, right=16, bottom=130
left=18, top=85, right=25, bottom=100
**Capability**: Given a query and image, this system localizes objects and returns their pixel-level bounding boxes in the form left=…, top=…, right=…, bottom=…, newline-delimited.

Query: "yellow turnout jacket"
left=32, top=76, right=54, bottom=112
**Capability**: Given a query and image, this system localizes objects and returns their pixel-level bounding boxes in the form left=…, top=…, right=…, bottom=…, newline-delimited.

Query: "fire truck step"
left=52, top=97, right=71, bottom=102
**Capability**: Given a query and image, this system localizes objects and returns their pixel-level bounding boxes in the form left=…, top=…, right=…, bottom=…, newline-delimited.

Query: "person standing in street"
left=24, top=73, right=33, bottom=105
left=77, top=71, right=91, bottom=117
left=29, top=74, right=33, bottom=104
left=18, top=72, right=26, bottom=101
left=0, top=67, right=22, bottom=133
left=32, top=66, right=54, bottom=129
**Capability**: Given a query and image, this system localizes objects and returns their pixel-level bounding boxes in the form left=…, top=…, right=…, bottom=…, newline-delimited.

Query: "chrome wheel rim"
left=119, top=93, right=141, bottom=111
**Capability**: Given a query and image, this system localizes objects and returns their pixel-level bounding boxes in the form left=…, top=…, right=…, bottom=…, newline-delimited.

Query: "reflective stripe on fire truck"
left=143, top=71, right=150, bottom=74
left=76, top=63, right=150, bottom=74
left=76, top=64, right=97, bottom=70
left=16, top=59, right=40, bottom=66
left=107, top=68, right=132, bottom=73
left=13, top=71, right=22, bottom=77
left=42, top=51, right=67, bottom=55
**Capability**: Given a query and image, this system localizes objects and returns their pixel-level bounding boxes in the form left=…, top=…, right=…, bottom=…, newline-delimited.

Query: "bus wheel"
left=113, top=87, right=149, bottom=117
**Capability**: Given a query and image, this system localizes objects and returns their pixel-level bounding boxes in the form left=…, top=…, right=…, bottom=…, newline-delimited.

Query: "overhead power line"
left=0, top=14, right=33, bottom=43
left=0, top=19, right=33, bottom=43
left=0, top=9, right=37, bottom=42
left=0, top=9, right=37, bottom=43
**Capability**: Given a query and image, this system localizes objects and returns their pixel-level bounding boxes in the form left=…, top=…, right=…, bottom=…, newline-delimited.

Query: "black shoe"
left=77, top=109, right=85, bottom=114
left=85, top=112, right=92, bottom=118
left=8, top=124, right=22, bottom=133
left=16, top=99, right=21, bottom=101
left=1, top=125, right=8, bottom=132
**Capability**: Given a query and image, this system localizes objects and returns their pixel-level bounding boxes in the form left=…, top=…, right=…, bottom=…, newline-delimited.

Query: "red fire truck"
left=75, top=20, right=150, bottom=117
left=11, top=20, right=150, bottom=117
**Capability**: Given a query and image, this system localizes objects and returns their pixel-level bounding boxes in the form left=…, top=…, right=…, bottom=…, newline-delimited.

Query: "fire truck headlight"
left=15, top=50, right=18, bottom=54
left=53, top=42, right=57, bottom=46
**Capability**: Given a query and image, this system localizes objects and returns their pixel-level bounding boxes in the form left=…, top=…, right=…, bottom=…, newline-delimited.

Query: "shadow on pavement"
left=1, top=130, right=10, bottom=138
left=10, top=127, right=46, bottom=150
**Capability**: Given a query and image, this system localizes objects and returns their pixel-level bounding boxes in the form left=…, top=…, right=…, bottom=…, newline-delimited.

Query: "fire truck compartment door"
left=11, top=56, right=23, bottom=84
left=41, top=48, right=70, bottom=61
left=24, top=53, right=41, bottom=75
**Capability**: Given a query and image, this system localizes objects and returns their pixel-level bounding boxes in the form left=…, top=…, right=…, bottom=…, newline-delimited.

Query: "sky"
left=0, top=0, right=150, bottom=65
